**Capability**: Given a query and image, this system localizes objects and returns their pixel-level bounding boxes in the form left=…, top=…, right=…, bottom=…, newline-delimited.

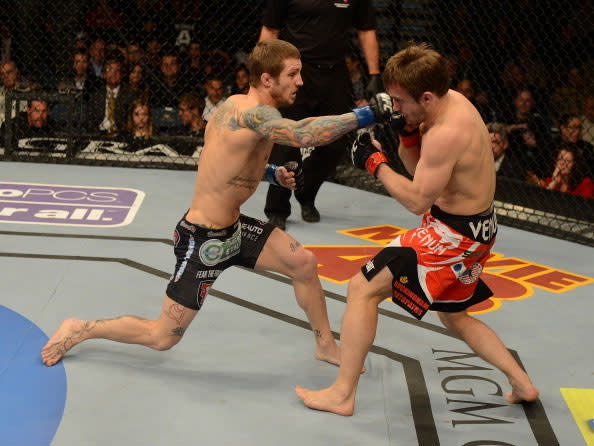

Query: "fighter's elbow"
left=408, top=204, right=428, bottom=216
left=408, top=197, right=432, bottom=215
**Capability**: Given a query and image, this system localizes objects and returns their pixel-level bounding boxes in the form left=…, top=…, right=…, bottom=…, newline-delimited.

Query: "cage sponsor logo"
left=306, top=225, right=594, bottom=314
left=0, top=182, right=144, bottom=227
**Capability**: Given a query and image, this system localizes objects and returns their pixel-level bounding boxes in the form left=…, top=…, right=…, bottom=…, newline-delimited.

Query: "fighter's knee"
left=347, top=273, right=367, bottom=298
left=289, top=248, right=318, bottom=280
left=152, top=335, right=181, bottom=351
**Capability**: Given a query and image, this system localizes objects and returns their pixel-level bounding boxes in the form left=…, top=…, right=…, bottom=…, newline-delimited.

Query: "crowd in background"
left=0, top=0, right=592, bottom=198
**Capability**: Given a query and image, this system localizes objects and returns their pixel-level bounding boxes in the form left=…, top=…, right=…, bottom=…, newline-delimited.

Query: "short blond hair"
left=248, top=39, right=300, bottom=87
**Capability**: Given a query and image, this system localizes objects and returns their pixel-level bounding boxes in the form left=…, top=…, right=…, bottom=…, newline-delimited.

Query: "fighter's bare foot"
left=505, top=375, right=539, bottom=403
left=41, top=318, right=92, bottom=366
left=295, top=385, right=355, bottom=416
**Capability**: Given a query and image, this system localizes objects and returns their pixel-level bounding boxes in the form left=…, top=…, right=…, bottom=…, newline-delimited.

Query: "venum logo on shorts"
left=198, top=227, right=241, bottom=266
left=468, top=212, right=497, bottom=243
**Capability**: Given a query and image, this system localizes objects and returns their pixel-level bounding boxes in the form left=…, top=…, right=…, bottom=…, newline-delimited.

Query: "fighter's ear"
left=421, top=91, right=433, bottom=105
left=260, top=72, right=273, bottom=88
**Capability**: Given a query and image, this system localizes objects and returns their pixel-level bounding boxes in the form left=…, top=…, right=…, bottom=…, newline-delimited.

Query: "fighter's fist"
left=353, top=92, right=396, bottom=127
left=369, top=93, right=394, bottom=124
left=351, top=131, right=389, bottom=177
left=282, top=161, right=304, bottom=191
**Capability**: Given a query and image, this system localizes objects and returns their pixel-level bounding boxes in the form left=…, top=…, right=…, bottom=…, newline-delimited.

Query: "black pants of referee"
left=264, top=60, right=354, bottom=220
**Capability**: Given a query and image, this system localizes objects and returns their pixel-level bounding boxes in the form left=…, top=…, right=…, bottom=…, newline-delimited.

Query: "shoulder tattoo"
left=243, top=105, right=283, bottom=137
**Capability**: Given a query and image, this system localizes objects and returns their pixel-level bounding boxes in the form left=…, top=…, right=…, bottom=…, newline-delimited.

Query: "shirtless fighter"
left=295, top=42, right=540, bottom=416
left=41, top=39, right=395, bottom=369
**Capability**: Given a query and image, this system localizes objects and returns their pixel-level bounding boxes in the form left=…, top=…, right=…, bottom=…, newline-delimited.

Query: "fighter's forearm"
left=376, top=166, right=431, bottom=215
left=398, top=144, right=421, bottom=176
left=280, top=113, right=358, bottom=147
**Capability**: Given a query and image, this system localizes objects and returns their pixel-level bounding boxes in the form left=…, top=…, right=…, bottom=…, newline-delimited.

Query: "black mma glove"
left=351, top=131, right=389, bottom=177
left=389, top=112, right=406, bottom=134
left=388, top=112, right=420, bottom=147
left=283, top=161, right=304, bottom=191
left=352, top=92, right=394, bottom=127
left=365, top=74, right=383, bottom=99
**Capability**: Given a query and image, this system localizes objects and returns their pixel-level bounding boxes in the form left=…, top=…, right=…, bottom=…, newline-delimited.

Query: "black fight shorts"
left=166, top=213, right=275, bottom=310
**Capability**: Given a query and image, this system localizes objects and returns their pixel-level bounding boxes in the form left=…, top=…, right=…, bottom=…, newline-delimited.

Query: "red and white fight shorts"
left=361, top=204, right=497, bottom=319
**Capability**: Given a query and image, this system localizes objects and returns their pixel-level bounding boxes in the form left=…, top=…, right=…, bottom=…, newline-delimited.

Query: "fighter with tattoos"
left=41, top=39, right=394, bottom=370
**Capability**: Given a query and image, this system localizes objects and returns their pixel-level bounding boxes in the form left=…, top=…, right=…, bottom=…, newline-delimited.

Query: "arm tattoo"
left=314, top=329, right=322, bottom=338
left=243, top=105, right=358, bottom=147
left=227, top=175, right=259, bottom=190
left=289, top=240, right=301, bottom=253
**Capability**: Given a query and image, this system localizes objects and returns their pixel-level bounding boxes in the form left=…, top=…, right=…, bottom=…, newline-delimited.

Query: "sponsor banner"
left=0, top=182, right=144, bottom=227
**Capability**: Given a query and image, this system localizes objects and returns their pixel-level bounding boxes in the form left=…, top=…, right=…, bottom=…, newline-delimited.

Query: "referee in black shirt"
left=260, top=0, right=382, bottom=230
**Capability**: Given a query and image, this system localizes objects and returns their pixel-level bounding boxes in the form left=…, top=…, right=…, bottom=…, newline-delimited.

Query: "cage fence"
left=0, top=0, right=592, bottom=245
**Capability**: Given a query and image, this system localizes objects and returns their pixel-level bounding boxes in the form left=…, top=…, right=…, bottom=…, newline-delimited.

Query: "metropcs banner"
left=0, top=182, right=145, bottom=227
left=306, top=225, right=594, bottom=315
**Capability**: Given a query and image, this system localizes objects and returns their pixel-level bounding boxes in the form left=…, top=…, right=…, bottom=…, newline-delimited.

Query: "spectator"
left=73, top=31, right=88, bottom=52
left=487, top=122, right=526, bottom=180
left=549, top=66, right=587, bottom=122
left=503, top=88, right=554, bottom=175
left=501, top=37, right=549, bottom=95
left=1, top=99, right=57, bottom=143
left=171, top=92, right=205, bottom=156
left=581, top=94, right=594, bottom=146
left=202, top=48, right=232, bottom=80
left=125, top=42, right=144, bottom=68
left=228, top=64, right=249, bottom=96
left=125, top=63, right=149, bottom=100
left=555, top=114, right=594, bottom=177
left=180, top=40, right=206, bottom=92
left=54, top=50, right=102, bottom=131
left=150, top=51, right=188, bottom=108
left=455, top=77, right=498, bottom=123
left=88, top=57, right=135, bottom=135
left=120, top=97, right=157, bottom=151
left=172, top=92, right=205, bottom=137
left=0, top=60, right=38, bottom=126
left=202, top=75, right=226, bottom=122
left=88, top=39, right=106, bottom=78
left=527, top=144, right=594, bottom=198
left=143, top=35, right=162, bottom=73
left=499, top=62, right=539, bottom=106
left=260, top=0, right=381, bottom=229
left=56, top=50, right=101, bottom=100
left=345, top=52, right=368, bottom=107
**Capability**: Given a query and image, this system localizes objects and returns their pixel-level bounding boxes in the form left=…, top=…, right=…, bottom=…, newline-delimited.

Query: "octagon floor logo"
left=0, top=305, right=67, bottom=445
left=306, top=225, right=593, bottom=314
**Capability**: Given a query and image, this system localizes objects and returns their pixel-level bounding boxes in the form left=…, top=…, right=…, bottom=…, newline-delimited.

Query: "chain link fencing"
left=0, top=1, right=592, bottom=245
